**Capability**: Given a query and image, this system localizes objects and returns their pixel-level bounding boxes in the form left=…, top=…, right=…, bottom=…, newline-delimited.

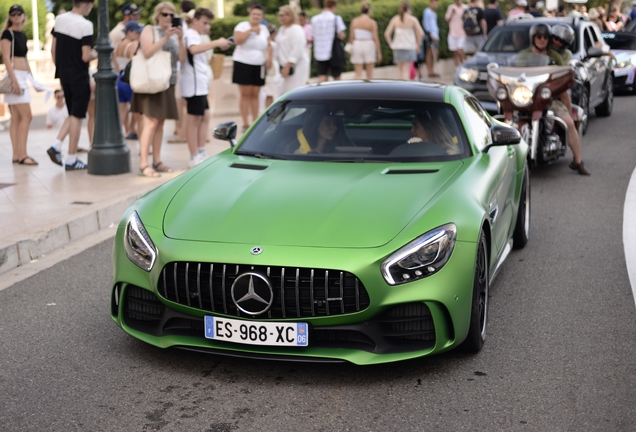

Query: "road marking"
left=624, top=167, right=636, bottom=307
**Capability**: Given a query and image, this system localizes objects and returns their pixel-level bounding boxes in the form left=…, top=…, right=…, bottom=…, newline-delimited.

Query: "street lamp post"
left=88, top=0, right=130, bottom=175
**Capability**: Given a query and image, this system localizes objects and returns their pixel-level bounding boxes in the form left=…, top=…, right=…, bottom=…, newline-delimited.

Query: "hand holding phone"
left=172, top=16, right=182, bottom=28
left=227, top=36, right=235, bottom=45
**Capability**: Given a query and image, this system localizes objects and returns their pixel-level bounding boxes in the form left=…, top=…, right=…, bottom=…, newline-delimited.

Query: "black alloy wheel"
left=462, top=232, right=489, bottom=352
left=512, top=164, right=530, bottom=249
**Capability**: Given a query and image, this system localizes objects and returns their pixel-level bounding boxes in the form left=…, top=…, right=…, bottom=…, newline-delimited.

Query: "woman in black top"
left=1, top=5, right=36, bottom=165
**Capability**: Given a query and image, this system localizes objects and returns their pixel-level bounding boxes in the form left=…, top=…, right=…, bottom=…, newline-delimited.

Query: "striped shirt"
left=311, top=11, right=346, bottom=62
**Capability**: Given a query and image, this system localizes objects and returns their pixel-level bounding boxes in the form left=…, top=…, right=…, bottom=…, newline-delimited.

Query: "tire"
left=512, top=165, right=530, bottom=249
left=462, top=231, right=489, bottom=353
left=595, top=75, right=614, bottom=117
left=578, top=87, right=589, bottom=136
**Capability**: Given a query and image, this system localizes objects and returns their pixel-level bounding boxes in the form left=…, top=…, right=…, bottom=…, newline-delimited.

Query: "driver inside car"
left=408, top=111, right=460, bottom=155
left=518, top=23, right=590, bottom=175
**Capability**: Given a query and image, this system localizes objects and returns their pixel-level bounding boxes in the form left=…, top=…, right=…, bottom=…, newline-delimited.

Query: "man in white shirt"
left=46, top=90, right=69, bottom=130
left=311, top=0, right=346, bottom=82
left=180, top=8, right=231, bottom=167
left=109, top=3, right=141, bottom=49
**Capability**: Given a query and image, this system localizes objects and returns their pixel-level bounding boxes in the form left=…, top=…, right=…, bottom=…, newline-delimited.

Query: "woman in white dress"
left=384, top=1, right=424, bottom=80
left=275, top=6, right=309, bottom=94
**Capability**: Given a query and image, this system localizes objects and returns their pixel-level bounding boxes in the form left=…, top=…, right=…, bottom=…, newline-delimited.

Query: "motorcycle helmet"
left=551, top=24, right=575, bottom=49
left=529, top=23, right=552, bottom=48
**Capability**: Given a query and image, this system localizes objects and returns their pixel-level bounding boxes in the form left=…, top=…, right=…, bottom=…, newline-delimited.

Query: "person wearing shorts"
left=445, top=0, right=468, bottom=67
left=311, top=0, right=346, bottom=82
left=348, top=3, right=382, bottom=79
left=181, top=8, right=231, bottom=167
left=49, top=0, right=97, bottom=170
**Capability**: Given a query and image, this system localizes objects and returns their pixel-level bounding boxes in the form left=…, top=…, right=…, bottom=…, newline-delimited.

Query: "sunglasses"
left=160, top=12, right=174, bottom=17
left=535, top=34, right=549, bottom=40
left=10, top=11, right=23, bottom=16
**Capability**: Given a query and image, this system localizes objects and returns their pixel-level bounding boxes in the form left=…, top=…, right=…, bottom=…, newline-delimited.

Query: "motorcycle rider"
left=551, top=24, right=574, bottom=62
left=522, top=23, right=590, bottom=175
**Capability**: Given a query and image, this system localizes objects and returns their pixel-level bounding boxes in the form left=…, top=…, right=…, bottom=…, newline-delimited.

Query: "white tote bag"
left=130, top=27, right=172, bottom=94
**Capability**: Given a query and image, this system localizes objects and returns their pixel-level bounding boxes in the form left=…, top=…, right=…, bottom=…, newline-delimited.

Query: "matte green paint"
left=111, top=85, right=529, bottom=365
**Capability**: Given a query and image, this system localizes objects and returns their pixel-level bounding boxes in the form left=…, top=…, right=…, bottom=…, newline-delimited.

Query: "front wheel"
left=595, top=75, right=614, bottom=117
left=512, top=164, right=530, bottom=249
left=462, top=232, right=489, bottom=352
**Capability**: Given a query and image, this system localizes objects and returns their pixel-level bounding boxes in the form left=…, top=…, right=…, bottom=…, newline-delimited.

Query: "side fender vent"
left=230, top=163, right=268, bottom=171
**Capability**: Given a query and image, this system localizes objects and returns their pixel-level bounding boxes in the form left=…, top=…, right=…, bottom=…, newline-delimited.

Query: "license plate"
left=204, top=316, right=308, bottom=347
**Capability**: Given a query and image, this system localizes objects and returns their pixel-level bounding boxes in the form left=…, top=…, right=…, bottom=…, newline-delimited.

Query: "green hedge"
left=209, top=0, right=460, bottom=75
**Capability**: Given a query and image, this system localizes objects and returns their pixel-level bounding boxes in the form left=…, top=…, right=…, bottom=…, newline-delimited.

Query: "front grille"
left=378, top=303, right=435, bottom=344
left=158, top=262, right=370, bottom=319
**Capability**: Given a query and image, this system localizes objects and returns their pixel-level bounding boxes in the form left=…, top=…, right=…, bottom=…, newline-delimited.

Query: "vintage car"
left=111, top=81, right=530, bottom=365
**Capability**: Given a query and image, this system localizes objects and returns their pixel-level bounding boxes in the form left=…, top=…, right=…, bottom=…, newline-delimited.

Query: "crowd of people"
left=3, top=0, right=634, bottom=175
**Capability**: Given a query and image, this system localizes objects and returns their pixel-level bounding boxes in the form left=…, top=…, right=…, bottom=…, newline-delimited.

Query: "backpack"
left=463, top=8, right=481, bottom=36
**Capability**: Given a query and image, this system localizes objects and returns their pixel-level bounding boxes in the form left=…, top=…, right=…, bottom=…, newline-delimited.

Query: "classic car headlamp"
left=124, top=211, right=157, bottom=272
left=458, top=67, right=479, bottom=83
left=511, top=86, right=533, bottom=107
left=381, top=224, right=456, bottom=285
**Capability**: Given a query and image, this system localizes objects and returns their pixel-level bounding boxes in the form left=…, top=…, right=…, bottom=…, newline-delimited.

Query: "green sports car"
left=111, top=81, right=530, bottom=365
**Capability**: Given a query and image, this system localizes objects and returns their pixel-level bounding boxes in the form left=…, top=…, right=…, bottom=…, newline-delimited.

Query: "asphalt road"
left=1, top=95, right=636, bottom=432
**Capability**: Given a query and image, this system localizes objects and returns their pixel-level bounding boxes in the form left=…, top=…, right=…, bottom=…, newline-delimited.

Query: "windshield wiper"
left=235, top=151, right=287, bottom=160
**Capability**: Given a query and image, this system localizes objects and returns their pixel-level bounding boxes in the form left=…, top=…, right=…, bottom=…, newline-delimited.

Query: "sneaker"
left=126, top=132, right=138, bottom=140
left=188, top=152, right=208, bottom=168
left=65, top=159, right=88, bottom=171
left=569, top=160, right=591, bottom=176
left=46, top=146, right=63, bottom=166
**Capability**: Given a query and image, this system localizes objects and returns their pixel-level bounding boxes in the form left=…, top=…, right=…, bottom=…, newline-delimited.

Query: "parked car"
left=602, top=31, right=636, bottom=94
left=111, top=81, right=530, bottom=365
left=455, top=16, right=614, bottom=133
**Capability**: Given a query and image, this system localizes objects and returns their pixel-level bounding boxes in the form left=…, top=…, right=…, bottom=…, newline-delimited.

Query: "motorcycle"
left=486, top=53, right=585, bottom=166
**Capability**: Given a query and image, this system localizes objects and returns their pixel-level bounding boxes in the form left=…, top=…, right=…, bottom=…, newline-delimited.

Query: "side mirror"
left=213, top=121, right=238, bottom=147
left=487, top=124, right=521, bottom=150
left=586, top=47, right=603, bottom=59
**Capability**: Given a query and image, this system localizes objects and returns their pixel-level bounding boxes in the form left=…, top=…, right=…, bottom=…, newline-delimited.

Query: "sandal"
left=152, top=162, right=173, bottom=173
left=140, top=166, right=161, bottom=178
left=18, top=156, right=39, bottom=165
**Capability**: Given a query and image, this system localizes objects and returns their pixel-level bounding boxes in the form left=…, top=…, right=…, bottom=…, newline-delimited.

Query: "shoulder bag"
left=0, top=30, right=15, bottom=94
left=329, top=16, right=346, bottom=69
left=130, top=27, right=172, bottom=94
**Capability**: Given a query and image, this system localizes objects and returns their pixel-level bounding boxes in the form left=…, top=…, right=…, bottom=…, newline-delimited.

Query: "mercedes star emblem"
left=231, top=272, right=274, bottom=316
left=251, top=246, right=263, bottom=255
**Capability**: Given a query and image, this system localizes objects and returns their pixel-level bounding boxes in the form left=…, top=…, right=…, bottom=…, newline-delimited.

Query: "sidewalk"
left=0, top=60, right=457, bottom=277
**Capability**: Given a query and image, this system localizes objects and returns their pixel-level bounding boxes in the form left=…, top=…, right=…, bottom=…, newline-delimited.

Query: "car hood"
left=163, top=158, right=462, bottom=248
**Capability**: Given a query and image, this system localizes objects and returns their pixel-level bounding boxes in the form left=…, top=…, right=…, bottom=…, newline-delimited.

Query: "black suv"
left=455, top=17, right=614, bottom=132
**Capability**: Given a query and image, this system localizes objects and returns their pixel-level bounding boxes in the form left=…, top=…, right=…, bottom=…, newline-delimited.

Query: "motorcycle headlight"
left=381, top=224, right=456, bottom=285
left=124, top=211, right=157, bottom=272
left=458, top=67, right=479, bottom=83
left=511, top=86, right=533, bottom=107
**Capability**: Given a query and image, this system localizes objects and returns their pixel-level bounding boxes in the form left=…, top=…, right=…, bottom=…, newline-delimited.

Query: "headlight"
left=458, top=67, right=479, bottom=83
left=124, top=211, right=157, bottom=271
left=617, top=61, right=628, bottom=69
left=496, top=88, right=507, bottom=100
left=381, top=224, right=456, bottom=285
left=511, top=85, right=533, bottom=107
left=540, top=87, right=551, bottom=99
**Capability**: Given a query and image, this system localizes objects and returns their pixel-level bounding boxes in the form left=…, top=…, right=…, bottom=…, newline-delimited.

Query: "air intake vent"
left=384, top=169, right=438, bottom=175
left=230, top=163, right=268, bottom=171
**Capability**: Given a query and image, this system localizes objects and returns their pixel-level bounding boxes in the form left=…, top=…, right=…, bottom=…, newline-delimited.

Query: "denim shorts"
left=393, top=49, right=416, bottom=63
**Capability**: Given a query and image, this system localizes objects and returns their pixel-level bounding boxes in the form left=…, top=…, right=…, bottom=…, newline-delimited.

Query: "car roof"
left=284, top=80, right=448, bottom=102
left=503, top=16, right=584, bottom=29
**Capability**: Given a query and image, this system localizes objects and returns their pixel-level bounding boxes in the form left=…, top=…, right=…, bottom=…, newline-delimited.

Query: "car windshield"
left=482, top=24, right=579, bottom=53
left=236, top=100, right=469, bottom=162
left=602, top=33, right=636, bottom=50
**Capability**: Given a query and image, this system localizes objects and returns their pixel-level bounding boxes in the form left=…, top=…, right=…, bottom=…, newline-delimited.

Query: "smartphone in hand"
left=227, top=36, right=235, bottom=45
left=172, top=16, right=182, bottom=27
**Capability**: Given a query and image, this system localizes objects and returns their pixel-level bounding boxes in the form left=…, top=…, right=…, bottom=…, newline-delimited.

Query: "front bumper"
left=613, top=67, right=636, bottom=89
left=111, top=226, right=478, bottom=365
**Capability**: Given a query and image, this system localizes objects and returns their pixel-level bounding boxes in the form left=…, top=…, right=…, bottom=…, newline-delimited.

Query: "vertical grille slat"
left=158, top=262, right=369, bottom=319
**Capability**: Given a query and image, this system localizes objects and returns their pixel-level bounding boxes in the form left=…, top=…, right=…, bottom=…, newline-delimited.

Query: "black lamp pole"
left=88, top=0, right=130, bottom=175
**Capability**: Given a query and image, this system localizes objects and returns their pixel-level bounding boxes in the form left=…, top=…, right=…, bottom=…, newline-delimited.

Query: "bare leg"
left=68, top=115, right=84, bottom=155
left=119, top=102, right=131, bottom=135
left=13, top=104, right=32, bottom=160
left=151, top=119, right=165, bottom=166
left=365, top=63, right=374, bottom=79
left=249, top=85, right=260, bottom=123
left=186, top=113, right=201, bottom=156
left=318, top=75, right=328, bottom=83
left=8, top=105, right=19, bottom=160
left=238, top=84, right=251, bottom=128
left=354, top=64, right=363, bottom=79
left=198, top=109, right=210, bottom=150
left=139, top=114, right=158, bottom=169
left=86, top=99, right=95, bottom=144
left=57, top=116, right=71, bottom=141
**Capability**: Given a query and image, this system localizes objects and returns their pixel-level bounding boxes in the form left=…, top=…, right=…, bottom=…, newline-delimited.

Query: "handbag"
left=210, top=53, right=225, bottom=80
left=329, top=16, right=346, bottom=69
left=130, top=27, right=172, bottom=94
left=120, top=43, right=138, bottom=85
left=0, top=30, right=15, bottom=94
